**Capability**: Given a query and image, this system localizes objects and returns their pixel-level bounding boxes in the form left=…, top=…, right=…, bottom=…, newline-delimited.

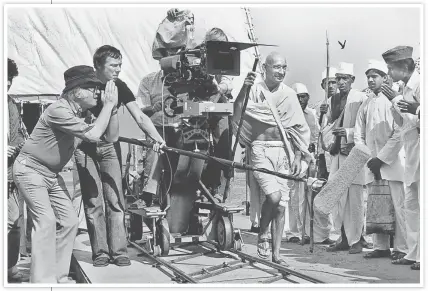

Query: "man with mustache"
left=381, top=46, right=420, bottom=271
left=233, top=52, right=311, bottom=265
left=325, top=62, right=368, bottom=254
left=74, top=45, right=165, bottom=268
left=318, top=67, right=338, bottom=180
left=354, top=60, right=407, bottom=261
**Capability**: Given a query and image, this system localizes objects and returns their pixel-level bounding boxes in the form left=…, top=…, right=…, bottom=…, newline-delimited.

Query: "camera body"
left=159, top=41, right=241, bottom=100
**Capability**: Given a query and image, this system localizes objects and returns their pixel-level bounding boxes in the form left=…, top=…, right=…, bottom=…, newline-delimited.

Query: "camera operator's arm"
left=137, top=76, right=164, bottom=117
left=233, top=72, right=257, bottom=123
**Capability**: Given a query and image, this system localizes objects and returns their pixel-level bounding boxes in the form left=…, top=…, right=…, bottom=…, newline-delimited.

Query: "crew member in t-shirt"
left=74, top=45, right=165, bottom=268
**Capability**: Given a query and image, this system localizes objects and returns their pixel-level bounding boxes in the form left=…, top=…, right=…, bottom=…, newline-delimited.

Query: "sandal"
left=391, top=251, right=406, bottom=260
left=391, top=257, right=415, bottom=265
left=257, top=238, right=271, bottom=259
left=363, top=249, right=391, bottom=259
left=410, top=262, right=420, bottom=270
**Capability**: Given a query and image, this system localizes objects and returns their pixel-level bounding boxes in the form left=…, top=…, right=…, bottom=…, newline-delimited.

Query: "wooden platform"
left=72, top=233, right=175, bottom=284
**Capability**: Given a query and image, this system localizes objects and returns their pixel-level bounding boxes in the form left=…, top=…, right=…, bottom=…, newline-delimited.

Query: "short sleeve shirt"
left=17, top=98, right=93, bottom=175
left=89, top=78, right=135, bottom=117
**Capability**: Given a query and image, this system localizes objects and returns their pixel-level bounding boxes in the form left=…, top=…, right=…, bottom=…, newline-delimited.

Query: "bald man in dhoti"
left=324, top=62, right=368, bottom=254
left=233, top=52, right=311, bottom=265
left=354, top=60, right=407, bottom=260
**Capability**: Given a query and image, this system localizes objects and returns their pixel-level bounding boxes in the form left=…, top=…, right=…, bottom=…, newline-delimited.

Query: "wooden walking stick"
left=223, top=58, right=259, bottom=203
left=308, top=30, right=330, bottom=253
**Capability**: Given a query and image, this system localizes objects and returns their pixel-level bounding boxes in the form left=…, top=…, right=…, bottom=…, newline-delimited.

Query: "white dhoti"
left=404, top=181, right=420, bottom=262
left=331, top=184, right=364, bottom=246
left=248, top=148, right=265, bottom=227
left=371, top=181, right=407, bottom=253
left=289, top=181, right=332, bottom=242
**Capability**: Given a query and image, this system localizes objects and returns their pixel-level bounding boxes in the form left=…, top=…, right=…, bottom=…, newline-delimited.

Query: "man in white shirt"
left=354, top=60, right=407, bottom=260
left=325, top=62, right=368, bottom=254
left=381, top=46, right=420, bottom=271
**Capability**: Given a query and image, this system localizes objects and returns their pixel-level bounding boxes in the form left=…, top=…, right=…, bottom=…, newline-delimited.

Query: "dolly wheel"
left=129, top=213, right=143, bottom=241
left=156, top=219, right=170, bottom=256
left=217, top=215, right=234, bottom=251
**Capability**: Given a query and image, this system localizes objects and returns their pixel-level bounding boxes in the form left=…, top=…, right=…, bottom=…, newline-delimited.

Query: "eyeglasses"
left=265, top=64, right=288, bottom=71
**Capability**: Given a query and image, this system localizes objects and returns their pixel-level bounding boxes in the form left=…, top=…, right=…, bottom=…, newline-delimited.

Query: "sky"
left=250, top=5, right=421, bottom=108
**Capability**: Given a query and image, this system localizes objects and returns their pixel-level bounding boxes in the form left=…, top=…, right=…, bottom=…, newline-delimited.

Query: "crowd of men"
left=7, top=8, right=420, bottom=284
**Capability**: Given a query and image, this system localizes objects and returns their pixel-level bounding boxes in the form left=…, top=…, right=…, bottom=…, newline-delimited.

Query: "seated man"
left=137, top=12, right=231, bottom=206
left=13, top=66, right=118, bottom=283
left=136, top=9, right=196, bottom=207
left=199, top=27, right=234, bottom=202
left=233, top=52, right=311, bottom=265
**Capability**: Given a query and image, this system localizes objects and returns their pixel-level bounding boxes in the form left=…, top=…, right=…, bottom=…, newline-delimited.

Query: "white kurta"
left=354, top=92, right=407, bottom=253
left=390, top=71, right=420, bottom=187
left=390, top=71, right=420, bottom=262
left=328, top=89, right=368, bottom=246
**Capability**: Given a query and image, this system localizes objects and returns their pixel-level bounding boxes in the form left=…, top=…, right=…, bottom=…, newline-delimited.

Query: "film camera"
left=158, top=40, right=272, bottom=149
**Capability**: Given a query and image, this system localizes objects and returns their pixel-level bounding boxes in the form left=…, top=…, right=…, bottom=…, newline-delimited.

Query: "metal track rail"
left=129, top=240, right=324, bottom=284
left=201, top=242, right=324, bottom=284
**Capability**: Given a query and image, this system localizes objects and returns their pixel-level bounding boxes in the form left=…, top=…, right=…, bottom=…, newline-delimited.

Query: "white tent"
left=7, top=6, right=259, bottom=161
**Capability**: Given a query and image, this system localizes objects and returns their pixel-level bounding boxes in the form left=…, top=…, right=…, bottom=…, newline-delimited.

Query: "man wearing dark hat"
left=13, top=66, right=118, bottom=283
left=74, top=45, right=165, bottom=268
left=381, top=46, right=420, bottom=270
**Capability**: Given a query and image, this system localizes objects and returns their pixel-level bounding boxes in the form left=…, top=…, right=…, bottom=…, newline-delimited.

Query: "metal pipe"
left=118, top=136, right=307, bottom=183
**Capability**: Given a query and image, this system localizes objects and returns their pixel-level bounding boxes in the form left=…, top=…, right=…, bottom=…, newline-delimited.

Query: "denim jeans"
left=74, top=142, right=128, bottom=260
left=13, top=160, right=78, bottom=283
left=7, top=182, right=21, bottom=272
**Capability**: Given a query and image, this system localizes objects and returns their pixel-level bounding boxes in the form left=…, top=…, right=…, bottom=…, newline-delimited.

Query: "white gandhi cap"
left=292, top=83, right=309, bottom=95
left=336, top=62, right=354, bottom=76
left=322, top=67, right=338, bottom=80
left=365, top=59, right=388, bottom=75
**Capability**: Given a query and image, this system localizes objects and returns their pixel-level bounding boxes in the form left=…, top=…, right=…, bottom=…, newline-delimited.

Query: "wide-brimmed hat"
left=63, top=65, right=103, bottom=93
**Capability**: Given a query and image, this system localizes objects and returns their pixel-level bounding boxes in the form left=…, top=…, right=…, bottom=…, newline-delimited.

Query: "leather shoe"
left=113, top=256, right=131, bottom=267
left=93, top=256, right=109, bottom=267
